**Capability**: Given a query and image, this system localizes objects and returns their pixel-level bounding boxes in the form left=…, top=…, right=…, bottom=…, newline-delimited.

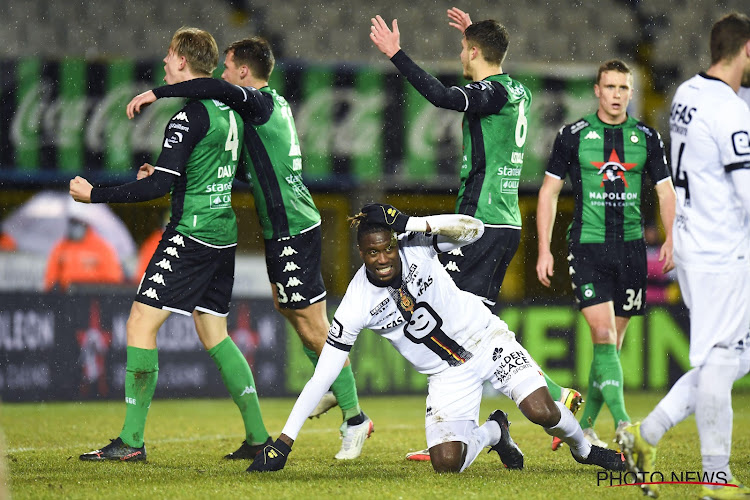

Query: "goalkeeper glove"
left=246, top=438, right=291, bottom=472
left=361, top=203, right=410, bottom=233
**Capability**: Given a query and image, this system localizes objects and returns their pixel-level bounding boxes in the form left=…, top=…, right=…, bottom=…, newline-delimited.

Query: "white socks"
left=459, top=420, right=501, bottom=472
left=544, top=401, right=591, bottom=459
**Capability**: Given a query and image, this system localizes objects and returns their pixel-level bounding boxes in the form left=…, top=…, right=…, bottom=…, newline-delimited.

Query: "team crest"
left=399, top=290, right=414, bottom=312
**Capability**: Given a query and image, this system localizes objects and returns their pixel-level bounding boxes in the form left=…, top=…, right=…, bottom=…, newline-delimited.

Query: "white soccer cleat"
left=583, top=427, right=608, bottom=448
left=334, top=414, right=374, bottom=460
left=308, top=391, right=338, bottom=419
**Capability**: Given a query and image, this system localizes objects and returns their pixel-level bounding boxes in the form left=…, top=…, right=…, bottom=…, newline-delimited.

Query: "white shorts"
left=676, top=264, right=750, bottom=367
left=424, top=328, right=546, bottom=448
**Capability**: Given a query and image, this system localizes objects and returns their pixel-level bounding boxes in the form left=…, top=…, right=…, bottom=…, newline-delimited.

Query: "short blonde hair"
left=169, top=27, right=219, bottom=76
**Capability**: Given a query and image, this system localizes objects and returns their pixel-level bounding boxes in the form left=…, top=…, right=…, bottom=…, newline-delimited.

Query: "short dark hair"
left=463, top=20, right=509, bottom=65
left=225, top=37, right=275, bottom=81
left=596, top=59, right=632, bottom=84
left=710, top=12, right=750, bottom=65
left=169, top=27, right=219, bottom=76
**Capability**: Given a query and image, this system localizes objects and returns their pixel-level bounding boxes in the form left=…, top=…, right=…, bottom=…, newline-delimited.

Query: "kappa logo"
left=164, top=247, right=180, bottom=258
left=141, top=288, right=159, bottom=300
left=240, top=386, right=256, bottom=396
left=584, top=130, right=601, bottom=140
left=279, top=246, right=297, bottom=257
left=290, top=292, right=306, bottom=302
left=155, top=258, right=173, bottom=272
left=149, top=273, right=166, bottom=286
left=283, top=262, right=301, bottom=272
left=169, top=235, right=185, bottom=247
left=286, top=277, right=303, bottom=287
left=444, top=261, right=460, bottom=272
left=447, top=248, right=464, bottom=256
left=492, top=347, right=503, bottom=361
left=173, top=111, right=189, bottom=122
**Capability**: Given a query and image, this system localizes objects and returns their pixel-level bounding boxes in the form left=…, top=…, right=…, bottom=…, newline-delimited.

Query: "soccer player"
left=618, top=13, right=750, bottom=499
left=246, top=203, right=626, bottom=474
left=371, top=8, right=583, bottom=462
left=71, top=27, right=271, bottom=461
left=536, top=59, right=676, bottom=450
left=126, top=37, right=371, bottom=460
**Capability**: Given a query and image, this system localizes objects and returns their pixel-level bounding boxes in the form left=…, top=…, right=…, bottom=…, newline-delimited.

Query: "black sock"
left=346, top=411, right=365, bottom=426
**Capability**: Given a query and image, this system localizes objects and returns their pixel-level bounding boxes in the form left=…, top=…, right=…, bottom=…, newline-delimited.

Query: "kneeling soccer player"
left=248, top=204, right=626, bottom=473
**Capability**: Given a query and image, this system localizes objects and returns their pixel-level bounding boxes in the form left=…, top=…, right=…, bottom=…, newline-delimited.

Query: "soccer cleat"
left=334, top=414, right=374, bottom=460
left=583, top=427, right=608, bottom=448
left=405, top=448, right=431, bottom=461
left=616, top=422, right=659, bottom=498
left=308, top=391, right=338, bottom=419
left=699, top=478, right=750, bottom=499
left=551, top=388, right=584, bottom=451
left=486, top=410, right=524, bottom=470
left=79, top=437, right=146, bottom=462
left=224, top=437, right=273, bottom=460
left=573, top=444, right=626, bottom=471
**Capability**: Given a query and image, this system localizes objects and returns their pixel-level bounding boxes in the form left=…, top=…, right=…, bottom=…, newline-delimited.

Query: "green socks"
left=543, top=371, right=562, bottom=401
left=209, top=337, right=269, bottom=445
left=303, top=346, right=361, bottom=421
left=580, top=343, right=630, bottom=430
left=120, top=346, right=159, bottom=448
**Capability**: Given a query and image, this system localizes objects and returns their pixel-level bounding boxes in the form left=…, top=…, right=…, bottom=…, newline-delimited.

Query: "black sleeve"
left=546, top=126, right=575, bottom=179
left=90, top=170, right=174, bottom=203
left=153, top=78, right=273, bottom=124
left=642, top=125, right=671, bottom=183
left=390, top=50, right=472, bottom=111
left=152, top=100, right=210, bottom=176
left=390, top=50, right=509, bottom=115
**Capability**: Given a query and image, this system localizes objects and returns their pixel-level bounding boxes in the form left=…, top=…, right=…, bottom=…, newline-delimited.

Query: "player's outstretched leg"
left=486, top=410, right=524, bottom=470
left=80, top=437, right=146, bottom=462
left=551, top=387, right=584, bottom=451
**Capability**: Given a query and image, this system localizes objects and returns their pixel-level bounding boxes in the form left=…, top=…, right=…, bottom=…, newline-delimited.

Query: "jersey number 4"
left=225, top=111, right=240, bottom=161
left=673, top=142, right=690, bottom=206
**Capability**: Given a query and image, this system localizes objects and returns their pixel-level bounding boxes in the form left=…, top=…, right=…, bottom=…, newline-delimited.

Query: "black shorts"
left=264, top=225, right=326, bottom=310
left=135, top=228, right=236, bottom=316
left=438, top=226, right=521, bottom=306
left=567, top=239, right=647, bottom=317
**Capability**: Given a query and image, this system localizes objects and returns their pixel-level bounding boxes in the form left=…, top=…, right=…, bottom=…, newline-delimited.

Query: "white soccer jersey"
left=327, top=232, right=506, bottom=375
left=669, top=74, right=750, bottom=270
left=739, top=85, right=750, bottom=109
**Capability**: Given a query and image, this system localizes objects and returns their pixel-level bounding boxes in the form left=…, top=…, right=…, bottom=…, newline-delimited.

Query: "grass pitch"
left=2, top=392, right=749, bottom=499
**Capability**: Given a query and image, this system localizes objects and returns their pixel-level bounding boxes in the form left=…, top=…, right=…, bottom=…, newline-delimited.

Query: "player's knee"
left=430, top=443, right=465, bottom=473
left=519, top=389, right=560, bottom=428
left=590, top=326, right=615, bottom=344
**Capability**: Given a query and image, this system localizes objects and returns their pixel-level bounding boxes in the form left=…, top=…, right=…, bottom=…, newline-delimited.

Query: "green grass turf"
left=2, top=392, right=749, bottom=499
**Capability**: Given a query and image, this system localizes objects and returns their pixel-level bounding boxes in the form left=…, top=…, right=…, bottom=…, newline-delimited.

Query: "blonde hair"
left=169, top=27, right=219, bottom=76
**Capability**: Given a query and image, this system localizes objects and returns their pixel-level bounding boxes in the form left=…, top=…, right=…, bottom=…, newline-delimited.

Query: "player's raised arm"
left=447, top=7, right=472, bottom=32
left=126, top=90, right=157, bottom=119
left=369, top=15, right=401, bottom=58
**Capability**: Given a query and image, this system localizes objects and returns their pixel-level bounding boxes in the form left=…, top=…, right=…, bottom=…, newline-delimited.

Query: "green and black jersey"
left=390, top=51, right=531, bottom=227
left=154, top=79, right=321, bottom=240
left=546, top=112, right=670, bottom=244
left=91, top=98, right=243, bottom=247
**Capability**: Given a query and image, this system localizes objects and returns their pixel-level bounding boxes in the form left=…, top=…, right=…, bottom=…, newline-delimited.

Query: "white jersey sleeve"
left=669, top=74, right=750, bottom=270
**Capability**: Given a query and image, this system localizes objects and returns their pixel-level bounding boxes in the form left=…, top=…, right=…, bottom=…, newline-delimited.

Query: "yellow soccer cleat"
left=699, top=478, right=750, bottom=499
left=616, top=422, right=659, bottom=498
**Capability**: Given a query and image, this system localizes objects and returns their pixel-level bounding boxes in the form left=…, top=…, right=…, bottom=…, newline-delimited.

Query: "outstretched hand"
left=246, top=438, right=292, bottom=473
left=126, top=90, right=157, bottom=119
left=369, top=15, right=401, bottom=58
left=447, top=7, right=472, bottom=32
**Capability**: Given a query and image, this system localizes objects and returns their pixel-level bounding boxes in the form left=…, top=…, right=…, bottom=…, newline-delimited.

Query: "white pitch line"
left=5, top=423, right=421, bottom=454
